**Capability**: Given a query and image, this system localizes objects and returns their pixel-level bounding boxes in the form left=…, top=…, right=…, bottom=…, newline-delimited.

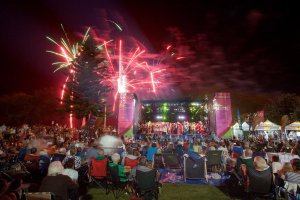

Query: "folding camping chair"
left=133, top=169, right=159, bottom=200
left=183, top=156, right=207, bottom=182
left=89, top=157, right=108, bottom=189
left=124, top=157, right=139, bottom=169
left=162, top=153, right=181, bottom=169
left=152, top=154, right=164, bottom=169
left=106, top=165, right=129, bottom=199
left=206, top=150, right=223, bottom=172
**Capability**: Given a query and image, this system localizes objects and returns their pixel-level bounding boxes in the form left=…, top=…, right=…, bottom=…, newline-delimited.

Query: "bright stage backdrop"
left=118, top=93, right=135, bottom=138
left=213, top=93, right=232, bottom=138
left=140, top=100, right=209, bottom=123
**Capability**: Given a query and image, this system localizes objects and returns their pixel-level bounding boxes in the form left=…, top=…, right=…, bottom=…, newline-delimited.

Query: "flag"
left=237, top=107, right=242, bottom=129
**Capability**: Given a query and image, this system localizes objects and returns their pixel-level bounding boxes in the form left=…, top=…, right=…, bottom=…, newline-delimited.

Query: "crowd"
left=138, top=121, right=208, bottom=135
left=1, top=123, right=300, bottom=199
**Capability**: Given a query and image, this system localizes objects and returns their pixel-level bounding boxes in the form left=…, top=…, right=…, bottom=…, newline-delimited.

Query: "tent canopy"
left=242, top=122, right=249, bottom=131
left=285, top=121, right=300, bottom=131
left=254, top=120, right=281, bottom=131
left=233, top=122, right=240, bottom=129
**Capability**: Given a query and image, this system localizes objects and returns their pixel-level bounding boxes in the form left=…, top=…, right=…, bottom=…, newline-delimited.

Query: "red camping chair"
left=89, top=157, right=108, bottom=189
left=124, top=157, right=139, bottom=168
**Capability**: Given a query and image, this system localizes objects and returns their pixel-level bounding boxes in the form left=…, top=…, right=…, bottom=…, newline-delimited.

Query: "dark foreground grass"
left=87, top=183, right=231, bottom=200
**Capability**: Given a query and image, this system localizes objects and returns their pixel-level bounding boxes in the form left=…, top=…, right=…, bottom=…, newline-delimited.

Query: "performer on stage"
left=177, top=122, right=183, bottom=135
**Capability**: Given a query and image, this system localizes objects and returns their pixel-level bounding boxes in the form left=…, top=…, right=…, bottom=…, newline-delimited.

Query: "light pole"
left=101, top=98, right=107, bottom=130
left=104, top=103, right=107, bottom=129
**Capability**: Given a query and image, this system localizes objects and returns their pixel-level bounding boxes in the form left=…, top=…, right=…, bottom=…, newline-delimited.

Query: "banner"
left=214, top=93, right=232, bottom=137
left=118, top=93, right=134, bottom=138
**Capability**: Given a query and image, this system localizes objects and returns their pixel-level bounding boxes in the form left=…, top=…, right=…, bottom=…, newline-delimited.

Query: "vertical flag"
left=237, top=107, right=242, bottom=130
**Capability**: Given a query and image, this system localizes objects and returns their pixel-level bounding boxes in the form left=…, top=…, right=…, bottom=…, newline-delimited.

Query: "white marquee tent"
left=254, top=120, right=281, bottom=131
left=285, top=121, right=300, bottom=131
left=242, top=122, right=250, bottom=131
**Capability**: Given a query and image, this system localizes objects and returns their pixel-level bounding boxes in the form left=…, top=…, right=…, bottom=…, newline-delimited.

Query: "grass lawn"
left=87, top=183, right=231, bottom=200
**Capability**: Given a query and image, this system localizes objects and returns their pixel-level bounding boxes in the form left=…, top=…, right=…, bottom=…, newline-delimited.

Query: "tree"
left=264, top=93, right=300, bottom=125
left=62, top=36, right=111, bottom=121
left=0, top=88, right=65, bottom=126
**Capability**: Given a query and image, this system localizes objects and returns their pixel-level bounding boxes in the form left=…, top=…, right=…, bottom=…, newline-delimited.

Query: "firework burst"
left=47, top=24, right=165, bottom=126
left=101, top=39, right=166, bottom=111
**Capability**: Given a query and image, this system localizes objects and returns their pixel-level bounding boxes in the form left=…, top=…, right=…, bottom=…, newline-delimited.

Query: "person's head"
left=168, top=143, right=174, bottom=149
left=70, top=147, right=77, bottom=156
left=59, top=147, right=66, bottom=154
left=272, top=155, right=280, bottom=163
left=65, top=158, right=75, bottom=169
left=111, top=153, right=121, bottom=164
left=47, top=161, right=64, bottom=176
left=244, top=141, right=250, bottom=148
left=291, top=158, right=300, bottom=172
left=219, top=141, right=225, bottom=147
left=151, top=143, right=157, bottom=148
left=98, top=148, right=105, bottom=156
left=282, top=162, right=293, bottom=173
left=254, top=156, right=268, bottom=171
left=138, top=156, right=147, bottom=166
left=244, top=148, right=253, bottom=158
left=31, top=147, right=37, bottom=154
left=133, top=149, right=140, bottom=157
left=127, top=147, right=133, bottom=155
left=92, top=140, right=98, bottom=148
left=39, top=150, right=48, bottom=157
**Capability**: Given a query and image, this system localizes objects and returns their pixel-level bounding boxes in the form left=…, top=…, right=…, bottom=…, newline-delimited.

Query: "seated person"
left=163, top=143, right=175, bottom=154
left=129, top=156, right=161, bottom=194
left=17, top=143, right=27, bottom=161
left=62, top=158, right=78, bottom=182
left=241, top=156, right=273, bottom=195
left=23, top=147, right=40, bottom=171
left=51, top=148, right=66, bottom=162
left=39, top=161, right=78, bottom=200
left=94, top=148, right=106, bottom=161
left=252, top=144, right=266, bottom=159
left=283, top=158, right=300, bottom=196
left=279, top=162, right=294, bottom=180
left=39, top=150, right=50, bottom=176
left=108, top=153, right=128, bottom=182
left=129, top=156, right=154, bottom=181
left=232, top=142, right=243, bottom=158
left=271, top=155, right=282, bottom=174
left=123, top=148, right=139, bottom=168
left=62, top=147, right=81, bottom=170
left=236, top=148, right=254, bottom=174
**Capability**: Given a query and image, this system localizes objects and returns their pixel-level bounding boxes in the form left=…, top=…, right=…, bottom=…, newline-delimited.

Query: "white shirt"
left=271, top=161, right=282, bottom=174
left=63, top=168, right=78, bottom=182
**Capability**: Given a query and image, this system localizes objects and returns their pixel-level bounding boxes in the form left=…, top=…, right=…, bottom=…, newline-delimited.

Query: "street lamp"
left=101, top=98, right=107, bottom=129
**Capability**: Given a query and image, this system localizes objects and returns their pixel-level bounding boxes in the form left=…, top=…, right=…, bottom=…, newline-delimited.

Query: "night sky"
left=1, top=0, right=300, bottom=98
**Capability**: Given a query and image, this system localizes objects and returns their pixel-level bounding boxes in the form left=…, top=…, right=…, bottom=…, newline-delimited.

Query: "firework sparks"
left=48, top=25, right=165, bottom=127
left=102, top=39, right=164, bottom=111
left=46, top=25, right=91, bottom=72
left=106, top=19, right=123, bottom=31
left=47, top=26, right=91, bottom=128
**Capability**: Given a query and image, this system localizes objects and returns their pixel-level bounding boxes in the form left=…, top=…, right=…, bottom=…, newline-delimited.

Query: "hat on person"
left=39, top=150, right=48, bottom=156
left=47, top=161, right=64, bottom=176
left=59, top=148, right=66, bottom=154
